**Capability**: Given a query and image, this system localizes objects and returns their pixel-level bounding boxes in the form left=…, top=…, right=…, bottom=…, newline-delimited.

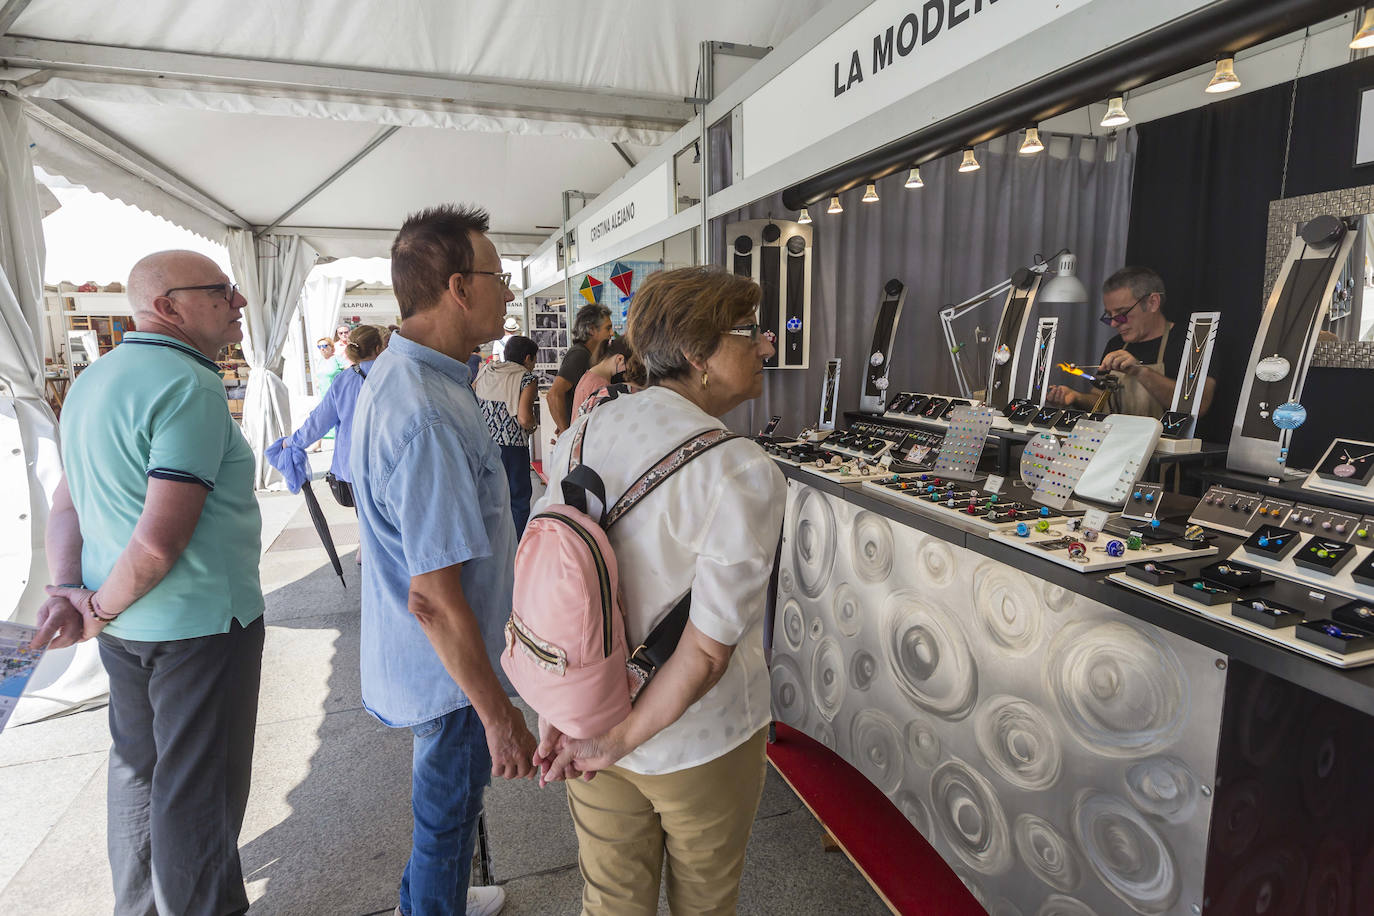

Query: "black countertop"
left=778, top=461, right=1374, bottom=717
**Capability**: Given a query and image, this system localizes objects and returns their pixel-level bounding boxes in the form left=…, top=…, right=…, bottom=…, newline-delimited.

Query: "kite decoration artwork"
left=609, top=262, right=634, bottom=297
left=579, top=275, right=603, bottom=305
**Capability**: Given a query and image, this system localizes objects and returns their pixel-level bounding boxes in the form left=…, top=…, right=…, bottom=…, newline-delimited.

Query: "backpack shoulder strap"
left=604, top=428, right=740, bottom=528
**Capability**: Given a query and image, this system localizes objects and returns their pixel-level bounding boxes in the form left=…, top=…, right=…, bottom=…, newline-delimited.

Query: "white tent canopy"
left=0, top=0, right=829, bottom=257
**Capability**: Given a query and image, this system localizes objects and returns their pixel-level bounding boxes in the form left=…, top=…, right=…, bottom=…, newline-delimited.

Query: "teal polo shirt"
left=60, top=332, right=264, bottom=641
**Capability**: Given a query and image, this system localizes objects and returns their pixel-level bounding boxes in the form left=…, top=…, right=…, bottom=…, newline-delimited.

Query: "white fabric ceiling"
left=0, top=0, right=831, bottom=257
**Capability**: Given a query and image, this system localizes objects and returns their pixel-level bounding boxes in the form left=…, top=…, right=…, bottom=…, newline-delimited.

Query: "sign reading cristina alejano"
left=589, top=203, right=635, bottom=242
left=575, top=162, right=671, bottom=266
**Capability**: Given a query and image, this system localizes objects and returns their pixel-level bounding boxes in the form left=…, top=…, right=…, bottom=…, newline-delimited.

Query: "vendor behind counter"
left=1047, top=266, right=1216, bottom=418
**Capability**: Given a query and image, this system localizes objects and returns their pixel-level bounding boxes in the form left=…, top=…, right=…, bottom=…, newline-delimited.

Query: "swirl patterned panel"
left=779, top=599, right=805, bottom=652
left=892, top=789, right=932, bottom=837
left=1046, top=620, right=1188, bottom=758
left=931, top=758, right=1014, bottom=875
left=851, top=511, right=895, bottom=583
left=973, top=563, right=1043, bottom=656
left=1211, top=843, right=1307, bottom=915
left=973, top=695, right=1062, bottom=791
left=1034, top=895, right=1099, bottom=916
left=1303, top=836, right=1353, bottom=915
left=849, top=649, right=879, bottom=692
left=770, top=655, right=808, bottom=731
left=778, top=566, right=794, bottom=595
left=882, top=589, right=978, bottom=720
left=1071, top=790, right=1179, bottom=914
left=832, top=583, right=864, bottom=637
left=848, top=708, right=904, bottom=794
left=904, top=715, right=943, bottom=769
left=1124, top=756, right=1199, bottom=825
left=1014, top=814, right=1083, bottom=893
left=791, top=487, right=836, bottom=598
left=1211, top=777, right=1263, bottom=859
left=1040, top=581, right=1079, bottom=614
left=914, top=533, right=956, bottom=589
left=810, top=637, right=846, bottom=722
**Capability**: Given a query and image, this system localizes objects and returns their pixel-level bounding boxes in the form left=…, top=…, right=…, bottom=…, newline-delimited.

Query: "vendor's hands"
left=32, top=593, right=86, bottom=649
left=43, top=585, right=108, bottom=641
left=486, top=702, right=539, bottom=780
left=1046, top=385, right=1078, bottom=408
left=1098, top=349, right=1142, bottom=377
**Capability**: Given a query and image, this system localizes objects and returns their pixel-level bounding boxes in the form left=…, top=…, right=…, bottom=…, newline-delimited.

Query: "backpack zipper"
left=507, top=619, right=562, bottom=667
left=530, top=512, right=614, bottom=657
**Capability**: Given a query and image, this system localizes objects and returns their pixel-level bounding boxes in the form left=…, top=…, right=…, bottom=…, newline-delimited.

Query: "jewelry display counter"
left=770, top=461, right=1374, bottom=915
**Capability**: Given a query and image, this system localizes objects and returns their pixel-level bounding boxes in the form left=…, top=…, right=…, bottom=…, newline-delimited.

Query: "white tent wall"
left=0, top=92, right=106, bottom=725
left=228, top=229, right=317, bottom=489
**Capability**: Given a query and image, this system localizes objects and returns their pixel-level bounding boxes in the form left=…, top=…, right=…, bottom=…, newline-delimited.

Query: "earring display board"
left=1229, top=217, right=1356, bottom=476
left=1075, top=414, right=1162, bottom=508
left=1158, top=311, right=1219, bottom=452
left=727, top=219, right=811, bottom=369
left=1303, top=438, right=1374, bottom=501
left=932, top=405, right=997, bottom=481
left=859, top=279, right=907, bottom=414
left=1033, top=419, right=1111, bottom=509
left=1025, top=317, right=1058, bottom=406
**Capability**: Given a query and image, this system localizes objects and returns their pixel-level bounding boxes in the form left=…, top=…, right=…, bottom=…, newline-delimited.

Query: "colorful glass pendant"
left=1255, top=354, right=1290, bottom=382
left=1336, top=463, right=1357, bottom=478
left=993, top=344, right=1012, bottom=365
left=1271, top=401, right=1307, bottom=430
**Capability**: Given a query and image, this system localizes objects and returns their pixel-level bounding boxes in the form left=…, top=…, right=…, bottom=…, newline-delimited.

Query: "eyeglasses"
left=466, top=270, right=513, bottom=288
left=316, top=343, right=332, bottom=350
left=163, top=282, right=238, bottom=303
left=1099, top=293, right=1149, bottom=327
left=726, top=322, right=761, bottom=341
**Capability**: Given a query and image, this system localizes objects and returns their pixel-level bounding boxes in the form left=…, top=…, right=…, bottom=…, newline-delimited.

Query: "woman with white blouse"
left=534, top=266, right=785, bottom=915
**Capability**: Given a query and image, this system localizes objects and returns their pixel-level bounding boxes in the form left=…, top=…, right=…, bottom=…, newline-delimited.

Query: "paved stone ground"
left=1, top=463, right=887, bottom=915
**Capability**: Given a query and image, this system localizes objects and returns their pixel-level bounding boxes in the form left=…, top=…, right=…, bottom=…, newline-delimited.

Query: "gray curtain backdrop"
left=713, top=130, right=1137, bottom=435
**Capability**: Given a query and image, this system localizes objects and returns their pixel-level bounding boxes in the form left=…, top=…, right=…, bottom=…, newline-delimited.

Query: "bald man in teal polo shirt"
left=35, top=250, right=264, bottom=916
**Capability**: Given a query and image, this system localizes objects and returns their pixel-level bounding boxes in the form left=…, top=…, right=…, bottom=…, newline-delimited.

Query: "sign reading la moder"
left=834, top=0, right=1002, bottom=97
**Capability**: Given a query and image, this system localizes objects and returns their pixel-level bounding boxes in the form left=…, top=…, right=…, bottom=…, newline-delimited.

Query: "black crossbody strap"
left=604, top=428, right=739, bottom=528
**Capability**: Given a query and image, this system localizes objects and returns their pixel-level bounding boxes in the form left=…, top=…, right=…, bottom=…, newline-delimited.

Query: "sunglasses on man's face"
left=1099, top=293, right=1149, bottom=328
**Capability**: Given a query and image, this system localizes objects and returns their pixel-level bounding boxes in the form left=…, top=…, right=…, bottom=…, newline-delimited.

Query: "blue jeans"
left=399, top=706, right=491, bottom=916
left=499, top=443, right=532, bottom=537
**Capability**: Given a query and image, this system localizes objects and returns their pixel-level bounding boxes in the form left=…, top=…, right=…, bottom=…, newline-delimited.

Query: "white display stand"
left=1302, top=438, right=1374, bottom=502
left=989, top=526, right=1216, bottom=573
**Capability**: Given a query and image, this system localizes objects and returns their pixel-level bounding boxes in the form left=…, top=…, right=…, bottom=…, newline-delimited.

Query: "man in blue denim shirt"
left=351, top=205, right=535, bottom=916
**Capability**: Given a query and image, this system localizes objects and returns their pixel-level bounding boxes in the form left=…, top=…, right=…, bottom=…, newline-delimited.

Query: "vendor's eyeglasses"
left=1099, top=293, right=1148, bottom=327
left=164, top=282, right=238, bottom=303
left=726, top=323, right=761, bottom=341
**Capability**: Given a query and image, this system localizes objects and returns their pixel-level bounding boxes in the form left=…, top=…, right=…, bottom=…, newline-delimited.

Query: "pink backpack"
left=502, top=412, right=738, bottom=739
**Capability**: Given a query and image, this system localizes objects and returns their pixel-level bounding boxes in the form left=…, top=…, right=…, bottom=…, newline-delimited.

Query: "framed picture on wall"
left=1355, top=87, right=1374, bottom=167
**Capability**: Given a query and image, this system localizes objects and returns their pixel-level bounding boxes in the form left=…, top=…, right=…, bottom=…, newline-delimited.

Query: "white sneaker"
left=467, top=885, right=506, bottom=916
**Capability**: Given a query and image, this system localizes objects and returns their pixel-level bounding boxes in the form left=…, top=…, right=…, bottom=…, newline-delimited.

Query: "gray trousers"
left=99, top=615, right=265, bottom=916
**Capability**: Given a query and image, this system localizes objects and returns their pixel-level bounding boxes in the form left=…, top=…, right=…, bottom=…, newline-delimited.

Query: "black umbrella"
left=301, top=481, right=346, bottom=588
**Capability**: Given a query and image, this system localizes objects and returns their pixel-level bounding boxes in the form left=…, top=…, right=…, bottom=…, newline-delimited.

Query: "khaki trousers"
left=566, top=728, right=769, bottom=915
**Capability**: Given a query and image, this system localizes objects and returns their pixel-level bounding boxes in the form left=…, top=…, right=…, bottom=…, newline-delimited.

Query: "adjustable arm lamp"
left=938, top=249, right=1088, bottom=401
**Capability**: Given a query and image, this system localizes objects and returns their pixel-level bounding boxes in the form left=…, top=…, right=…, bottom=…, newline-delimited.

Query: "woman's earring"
left=701, top=371, right=709, bottom=389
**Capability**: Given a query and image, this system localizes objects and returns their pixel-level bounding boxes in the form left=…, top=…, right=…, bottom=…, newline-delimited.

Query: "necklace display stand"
left=859, top=279, right=907, bottom=414
left=1026, top=317, right=1058, bottom=408
left=727, top=219, right=812, bottom=369
left=1303, top=438, right=1374, bottom=501
left=1157, top=311, right=1219, bottom=454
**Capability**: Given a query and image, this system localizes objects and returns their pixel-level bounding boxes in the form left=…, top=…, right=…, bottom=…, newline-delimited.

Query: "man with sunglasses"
left=34, top=250, right=265, bottom=915
left=1047, top=266, right=1214, bottom=418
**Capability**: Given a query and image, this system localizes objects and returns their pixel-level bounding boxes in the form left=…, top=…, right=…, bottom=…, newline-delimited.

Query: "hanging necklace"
left=1255, top=242, right=1341, bottom=386
left=1334, top=447, right=1374, bottom=478
left=1176, top=318, right=1215, bottom=408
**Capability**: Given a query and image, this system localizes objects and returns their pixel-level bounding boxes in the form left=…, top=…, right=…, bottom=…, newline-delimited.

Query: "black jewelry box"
left=1125, top=561, right=1184, bottom=586
left=1199, top=561, right=1272, bottom=590
left=1232, top=597, right=1304, bottom=629
left=1293, top=539, right=1358, bottom=575
left=1352, top=553, right=1374, bottom=588
left=1174, top=577, right=1236, bottom=606
left=1241, top=526, right=1302, bottom=561
left=1296, top=619, right=1374, bottom=654
left=1332, top=599, right=1374, bottom=630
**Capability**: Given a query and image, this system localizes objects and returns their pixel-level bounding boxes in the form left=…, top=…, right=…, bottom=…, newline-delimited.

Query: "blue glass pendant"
left=1271, top=401, right=1307, bottom=430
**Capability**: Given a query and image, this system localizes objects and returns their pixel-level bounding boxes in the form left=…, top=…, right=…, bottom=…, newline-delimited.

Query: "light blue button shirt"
left=350, top=332, right=517, bottom=727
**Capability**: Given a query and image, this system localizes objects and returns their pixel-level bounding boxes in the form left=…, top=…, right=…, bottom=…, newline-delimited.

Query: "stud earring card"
left=1032, top=419, right=1111, bottom=509
left=933, top=405, right=997, bottom=481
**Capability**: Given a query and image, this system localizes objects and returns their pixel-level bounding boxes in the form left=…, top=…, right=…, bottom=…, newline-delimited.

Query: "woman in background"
left=474, top=335, right=539, bottom=536
left=572, top=335, right=635, bottom=416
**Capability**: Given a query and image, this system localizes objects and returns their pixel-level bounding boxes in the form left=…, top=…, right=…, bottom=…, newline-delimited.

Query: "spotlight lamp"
left=827, top=196, right=843, bottom=214
left=862, top=183, right=880, bottom=203
left=1206, top=57, right=1241, bottom=93
left=905, top=167, right=924, bottom=189
left=1019, top=127, right=1044, bottom=155
left=958, top=148, right=980, bottom=173
left=1038, top=250, right=1089, bottom=304
left=797, top=207, right=812, bottom=225
left=1101, top=96, right=1130, bottom=128
left=1353, top=9, right=1374, bottom=49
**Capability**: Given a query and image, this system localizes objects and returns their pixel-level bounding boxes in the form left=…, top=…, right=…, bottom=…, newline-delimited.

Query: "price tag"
left=984, top=474, right=1005, bottom=494
left=1083, top=507, right=1110, bottom=534
left=879, top=454, right=893, bottom=468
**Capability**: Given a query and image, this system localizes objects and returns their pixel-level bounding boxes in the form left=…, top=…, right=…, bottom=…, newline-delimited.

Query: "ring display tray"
left=1108, top=573, right=1374, bottom=668
left=989, top=525, right=1216, bottom=573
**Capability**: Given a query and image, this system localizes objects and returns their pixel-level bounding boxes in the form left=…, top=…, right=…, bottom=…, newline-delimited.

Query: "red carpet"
left=531, top=460, right=546, bottom=484
left=766, top=723, right=985, bottom=916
